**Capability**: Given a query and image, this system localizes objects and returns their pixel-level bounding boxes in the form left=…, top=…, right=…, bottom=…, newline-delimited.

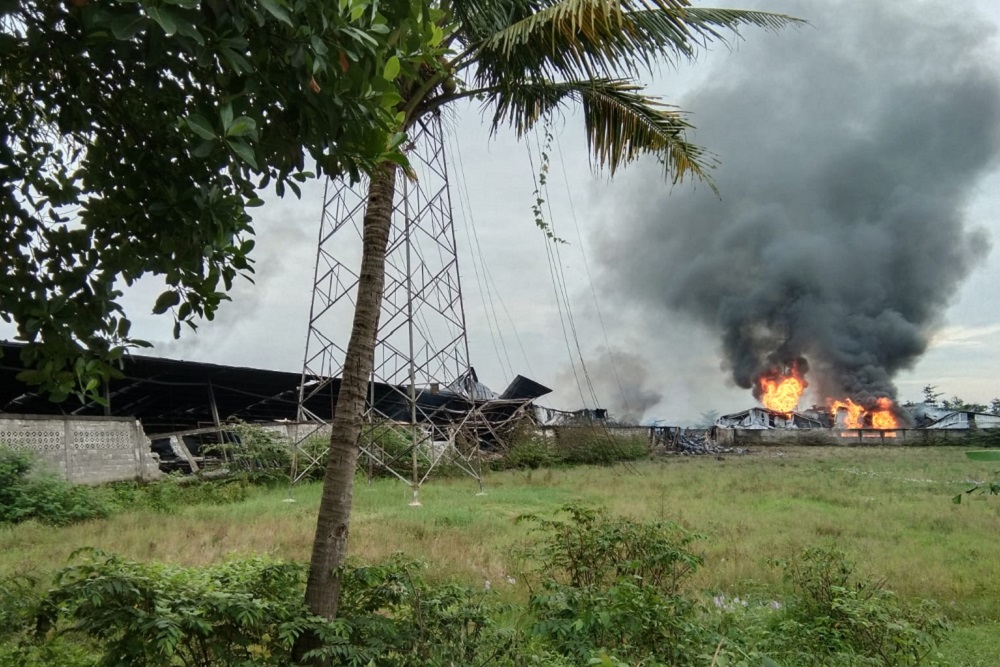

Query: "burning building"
left=716, top=357, right=906, bottom=432
left=715, top=407, right=823, bottom=430
left=596, top=0, right=1000, bottom=426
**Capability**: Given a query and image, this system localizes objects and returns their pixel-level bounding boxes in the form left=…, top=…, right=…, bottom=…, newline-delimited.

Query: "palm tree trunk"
left=295, top=161, right=398, bottom=659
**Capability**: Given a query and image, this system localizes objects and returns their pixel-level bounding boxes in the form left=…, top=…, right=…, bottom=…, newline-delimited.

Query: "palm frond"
left=484, top=77, right=718, bottom=186
left=469, top=0, right=804, bottom=85
left=450, top=0, right=543, bottom=44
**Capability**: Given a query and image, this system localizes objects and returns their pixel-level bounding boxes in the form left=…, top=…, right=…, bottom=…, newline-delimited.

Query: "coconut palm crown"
left=299, top=0, right=803, bottom=642
left=401, top=0, right=802, bottom=182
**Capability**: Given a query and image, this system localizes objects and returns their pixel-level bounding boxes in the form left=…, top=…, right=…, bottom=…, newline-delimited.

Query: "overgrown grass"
left=501, top=424, right=650, bottom=469
left=1, top=447, right=998, bottom=663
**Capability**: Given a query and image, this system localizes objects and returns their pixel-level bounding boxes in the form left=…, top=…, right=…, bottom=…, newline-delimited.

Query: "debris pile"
left=653, top=428, right=750, bottom=456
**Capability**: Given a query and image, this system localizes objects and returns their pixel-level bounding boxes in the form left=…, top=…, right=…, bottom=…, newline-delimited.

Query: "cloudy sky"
left=92, top=0, right=1000, bottom=424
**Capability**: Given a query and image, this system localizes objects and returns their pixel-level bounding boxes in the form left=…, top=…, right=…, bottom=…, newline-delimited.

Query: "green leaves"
left=475, top=0, right=803, bottom=85
left=259, top=0, right=293, bottom=26
left=226, top=116, right=257, bottom=138
left=3, top=0, right=417, bottom=402
left=145, top=5, right=178, bottom=37
left=383, top=55, right=401, bottom=80
left=110, top=14, right=148, bottom=40
left=446, top=0, right=803, bottom=190
left=227, top=138, right=258, bottom=168
left=185, top=114, right=217, bottom=140
left=152, top=290, right=181, bottom=315
left=486, top=77, right=717, bottom=184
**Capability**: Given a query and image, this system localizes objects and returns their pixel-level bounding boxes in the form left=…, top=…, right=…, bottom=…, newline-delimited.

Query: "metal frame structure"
left=295, top=111, right=492, bottom=503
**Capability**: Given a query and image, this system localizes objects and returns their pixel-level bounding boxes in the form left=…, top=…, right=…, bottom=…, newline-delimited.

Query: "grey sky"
left=49, top=0, right=1000, bottom=424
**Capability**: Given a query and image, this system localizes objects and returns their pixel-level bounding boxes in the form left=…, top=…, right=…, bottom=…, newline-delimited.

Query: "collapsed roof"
left=716, top=407, right=825, bottom=430
left=0, top=342, right=550, bottom=434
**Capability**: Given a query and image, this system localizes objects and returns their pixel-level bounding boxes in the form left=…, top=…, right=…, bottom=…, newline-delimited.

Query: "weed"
left=499, top=424, right=650, bottom=470
left=0, top=447, right=110, bottom=526
left=523, top=504, right=706, bottom=665
left=31, top=549, right=524, bottom=667
left=552, top=426, right=649, bottom=466
left=207, top=422, right=292, bottom=485
left=766, top=547, right=950, bottom=666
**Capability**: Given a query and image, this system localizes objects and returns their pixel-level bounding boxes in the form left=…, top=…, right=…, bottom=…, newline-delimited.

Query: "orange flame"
left=829, top=396, right=899, bottom=429
left=760, top=375, right=806, bottom=414
left=869, top=397, right=899, bottom=429
left=829, top=398, right=865, bottom=428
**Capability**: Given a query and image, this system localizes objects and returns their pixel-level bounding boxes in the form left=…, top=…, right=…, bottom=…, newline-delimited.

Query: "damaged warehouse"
left=713, top=401, right=1000, bottom=446
left=0, top=342, right=551, bottom=483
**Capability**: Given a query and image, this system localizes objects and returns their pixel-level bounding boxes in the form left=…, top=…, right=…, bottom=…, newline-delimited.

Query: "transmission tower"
left=295, top=111, right=482, bottom=502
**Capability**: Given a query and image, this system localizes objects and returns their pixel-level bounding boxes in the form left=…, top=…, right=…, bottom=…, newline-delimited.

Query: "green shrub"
left=360, top=422, right=472, bottom=480
left=552, top=426, right=649, bottom=466
left=499, top=426, right=650, bottom=470
left=333, top=555, right=523, bottom=666
left=35, top=549, right=526, bottom=667
left=0, top=447, right=110, bottom=526
left=207, top=422, right=292, bottom=485
left=765, top=547, right=950, bottom=666
left=294, top=434, right=331, bottom=481
left=36, top=550, right=317, bottom=667
left=0, top=573, right=98, bottom=667
left=502, top=432, right=560, bottom=469
left=522, top=504, right=706, bottom=665
left=0, top=574, right=37, bottom=641
left=0, top=636, right=98, bottom=667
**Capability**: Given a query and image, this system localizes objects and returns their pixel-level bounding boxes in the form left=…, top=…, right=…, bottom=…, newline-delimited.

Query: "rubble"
left=651, top=427, right=751, bottom=456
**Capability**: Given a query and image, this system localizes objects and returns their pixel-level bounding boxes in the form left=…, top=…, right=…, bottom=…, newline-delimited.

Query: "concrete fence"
left=0, top=414, right=162, bottom=484
left=714, top=427, right=994, bottom=446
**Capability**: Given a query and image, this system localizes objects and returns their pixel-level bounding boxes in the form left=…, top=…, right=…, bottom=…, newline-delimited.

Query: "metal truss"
left=295, top=111, right=489, bottom=502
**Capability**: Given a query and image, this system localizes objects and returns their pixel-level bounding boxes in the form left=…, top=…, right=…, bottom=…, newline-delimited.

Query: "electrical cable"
left=447, top=130, right=519, bottom=383
left=554, top=131, right=635, bottom=421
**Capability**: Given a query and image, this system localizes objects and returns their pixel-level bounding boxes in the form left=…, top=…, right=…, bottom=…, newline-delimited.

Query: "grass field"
left=2, top=445, right=999, bottom=664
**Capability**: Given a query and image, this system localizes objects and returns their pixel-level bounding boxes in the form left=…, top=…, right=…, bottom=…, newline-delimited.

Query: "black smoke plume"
left=597, top=0, right=1000, bottom=408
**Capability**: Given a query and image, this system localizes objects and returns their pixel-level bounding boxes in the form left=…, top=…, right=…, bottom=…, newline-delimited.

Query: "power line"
left=445, top=129, right=515, bottom=383
left=525, top=132, right=589, bottom=411
left=553, top=131, right=634, bottom=420
left=449, top=130, right=536, bottom=379
left=528, top=126, right=637, bottom=473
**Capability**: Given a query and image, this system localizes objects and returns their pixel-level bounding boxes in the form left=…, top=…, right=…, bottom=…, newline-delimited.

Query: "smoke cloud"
left=597, top=0, right=1000, bottom=408
left=592, top=347, right=663, bottom=423
left=553, top=346, right=662, bottom=422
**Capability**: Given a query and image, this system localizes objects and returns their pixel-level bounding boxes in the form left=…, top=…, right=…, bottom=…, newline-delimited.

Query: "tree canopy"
left=0, top=0, right=422, bottom=401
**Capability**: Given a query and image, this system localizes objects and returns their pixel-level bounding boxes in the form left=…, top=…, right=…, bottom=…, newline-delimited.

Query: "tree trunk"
left=295, top=161, right=398, bottom=661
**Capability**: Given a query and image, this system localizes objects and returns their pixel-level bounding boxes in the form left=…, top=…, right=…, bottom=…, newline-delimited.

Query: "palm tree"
left=303, top=0, right=801, bottom=625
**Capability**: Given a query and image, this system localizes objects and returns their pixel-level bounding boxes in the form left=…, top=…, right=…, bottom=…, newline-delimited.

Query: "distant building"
left=924, top=410, right=1000, bottom=430
left=715, top=407, right=824, bottom=430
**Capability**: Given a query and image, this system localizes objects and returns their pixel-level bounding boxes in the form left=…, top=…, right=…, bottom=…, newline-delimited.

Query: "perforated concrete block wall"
left=0, top=415, right=162, bottom=484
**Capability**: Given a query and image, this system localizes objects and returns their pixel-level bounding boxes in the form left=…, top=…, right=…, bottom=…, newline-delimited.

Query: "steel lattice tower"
left=295, top=112, right=481, bottom=500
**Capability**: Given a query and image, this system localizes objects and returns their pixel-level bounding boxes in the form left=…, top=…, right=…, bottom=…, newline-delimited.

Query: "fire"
left=829, top=398, right=865, bottom=428
left=869, top=397, right=899, bottom=429
left=759, top=374, right=806, bottom=414
left=829, top=396, right=900, bottom=429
